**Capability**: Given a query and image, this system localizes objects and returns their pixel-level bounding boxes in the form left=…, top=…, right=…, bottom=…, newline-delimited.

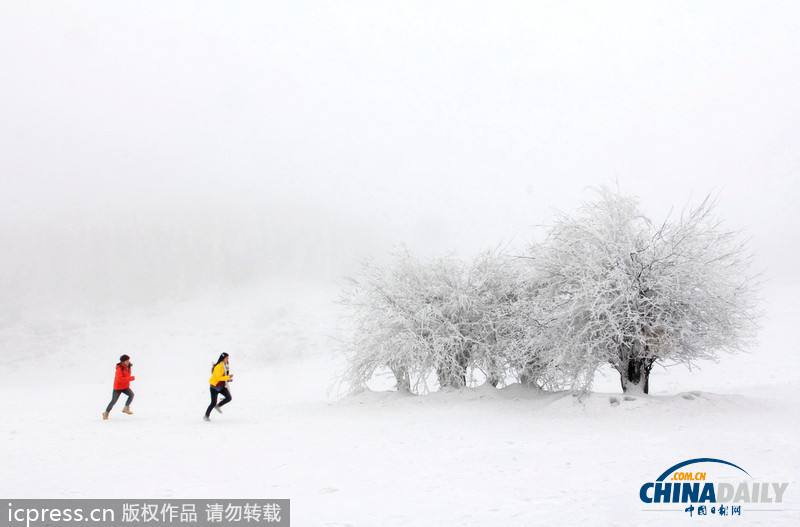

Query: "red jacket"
left=113, top=363, right=135, bottom=390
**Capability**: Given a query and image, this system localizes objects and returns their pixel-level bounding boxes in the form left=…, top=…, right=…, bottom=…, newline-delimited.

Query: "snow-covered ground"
left=1, top=279, right=798, bottom=526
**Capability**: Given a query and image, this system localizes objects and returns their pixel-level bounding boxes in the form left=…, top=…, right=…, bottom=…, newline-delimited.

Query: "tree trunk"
left=436, top=348, right=469, bottom=389
left=619, top=357, right=654, bottom=394
left=518, top=358, right=544, bottom=388
left=485, top=355, right=503, bottom=387
left=436, top=366, right=467, bottom=389
left=391, top=366, right=411, bottom=393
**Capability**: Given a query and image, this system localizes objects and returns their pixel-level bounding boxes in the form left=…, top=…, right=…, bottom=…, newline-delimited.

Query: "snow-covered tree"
left=341, top=250, right=538, bottom=393
left=529, top=188, right=760, bottom=394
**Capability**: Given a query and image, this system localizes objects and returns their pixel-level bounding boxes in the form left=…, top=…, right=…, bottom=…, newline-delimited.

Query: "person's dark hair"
left=119, top=354, right=130, bottom=363
left=211, top=352, right=229, bottom=373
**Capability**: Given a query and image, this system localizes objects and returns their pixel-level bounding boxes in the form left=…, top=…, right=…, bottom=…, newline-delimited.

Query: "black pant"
left=106, top=388, right=134, bottom=413
left=205, top=386, right=232, bottom=417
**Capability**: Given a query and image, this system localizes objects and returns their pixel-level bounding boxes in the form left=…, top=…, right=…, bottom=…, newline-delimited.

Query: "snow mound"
left=337, top=384, right=762, bottom=416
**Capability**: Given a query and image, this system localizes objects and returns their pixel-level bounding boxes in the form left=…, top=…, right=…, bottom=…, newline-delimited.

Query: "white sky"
left=1, top=1, right=799, bottom=285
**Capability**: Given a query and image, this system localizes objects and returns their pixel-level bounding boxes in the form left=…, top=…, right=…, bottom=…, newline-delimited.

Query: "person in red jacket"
left=103, top=354, right=136, bottom=420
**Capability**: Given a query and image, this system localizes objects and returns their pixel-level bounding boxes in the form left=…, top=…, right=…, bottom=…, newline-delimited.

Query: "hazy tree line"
left=0, top=204, right=370, bottom=316
left=341, top=188, right=760, bottom=395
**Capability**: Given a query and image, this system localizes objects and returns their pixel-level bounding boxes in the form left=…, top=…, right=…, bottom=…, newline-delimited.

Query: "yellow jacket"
left=209, top=362, right=231, bottom=387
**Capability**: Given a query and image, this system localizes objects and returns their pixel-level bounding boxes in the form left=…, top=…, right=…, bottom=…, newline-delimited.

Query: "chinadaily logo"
left=640, top=458, right=790, bottom=518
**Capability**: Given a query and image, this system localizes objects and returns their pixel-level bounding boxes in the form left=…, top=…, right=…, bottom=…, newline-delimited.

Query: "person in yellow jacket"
left=204, top=352, right=234, bottom=421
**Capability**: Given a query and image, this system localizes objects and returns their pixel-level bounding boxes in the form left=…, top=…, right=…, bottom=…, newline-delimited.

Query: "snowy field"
left=3, top=2, right=800, bottom=526
left=1, top=279, right=798, bottom=526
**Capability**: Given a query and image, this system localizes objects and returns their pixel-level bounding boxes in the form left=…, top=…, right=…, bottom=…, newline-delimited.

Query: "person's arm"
left=210, top=363, right=228, bottom=384
left=218, top=363, right=231, bottom=381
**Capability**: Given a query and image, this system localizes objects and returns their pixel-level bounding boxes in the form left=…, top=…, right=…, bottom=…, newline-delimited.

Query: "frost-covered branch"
left=528, top=187, right=759, bottom=394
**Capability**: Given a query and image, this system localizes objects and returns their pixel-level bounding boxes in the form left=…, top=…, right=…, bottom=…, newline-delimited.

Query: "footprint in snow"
left=319, top=487, right=339, bottom=494
left=609, top=397, right=620, bottom=407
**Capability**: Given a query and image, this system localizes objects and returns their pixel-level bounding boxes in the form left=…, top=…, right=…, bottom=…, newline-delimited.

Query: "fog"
left=2, top=1, right=799, bottom=315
